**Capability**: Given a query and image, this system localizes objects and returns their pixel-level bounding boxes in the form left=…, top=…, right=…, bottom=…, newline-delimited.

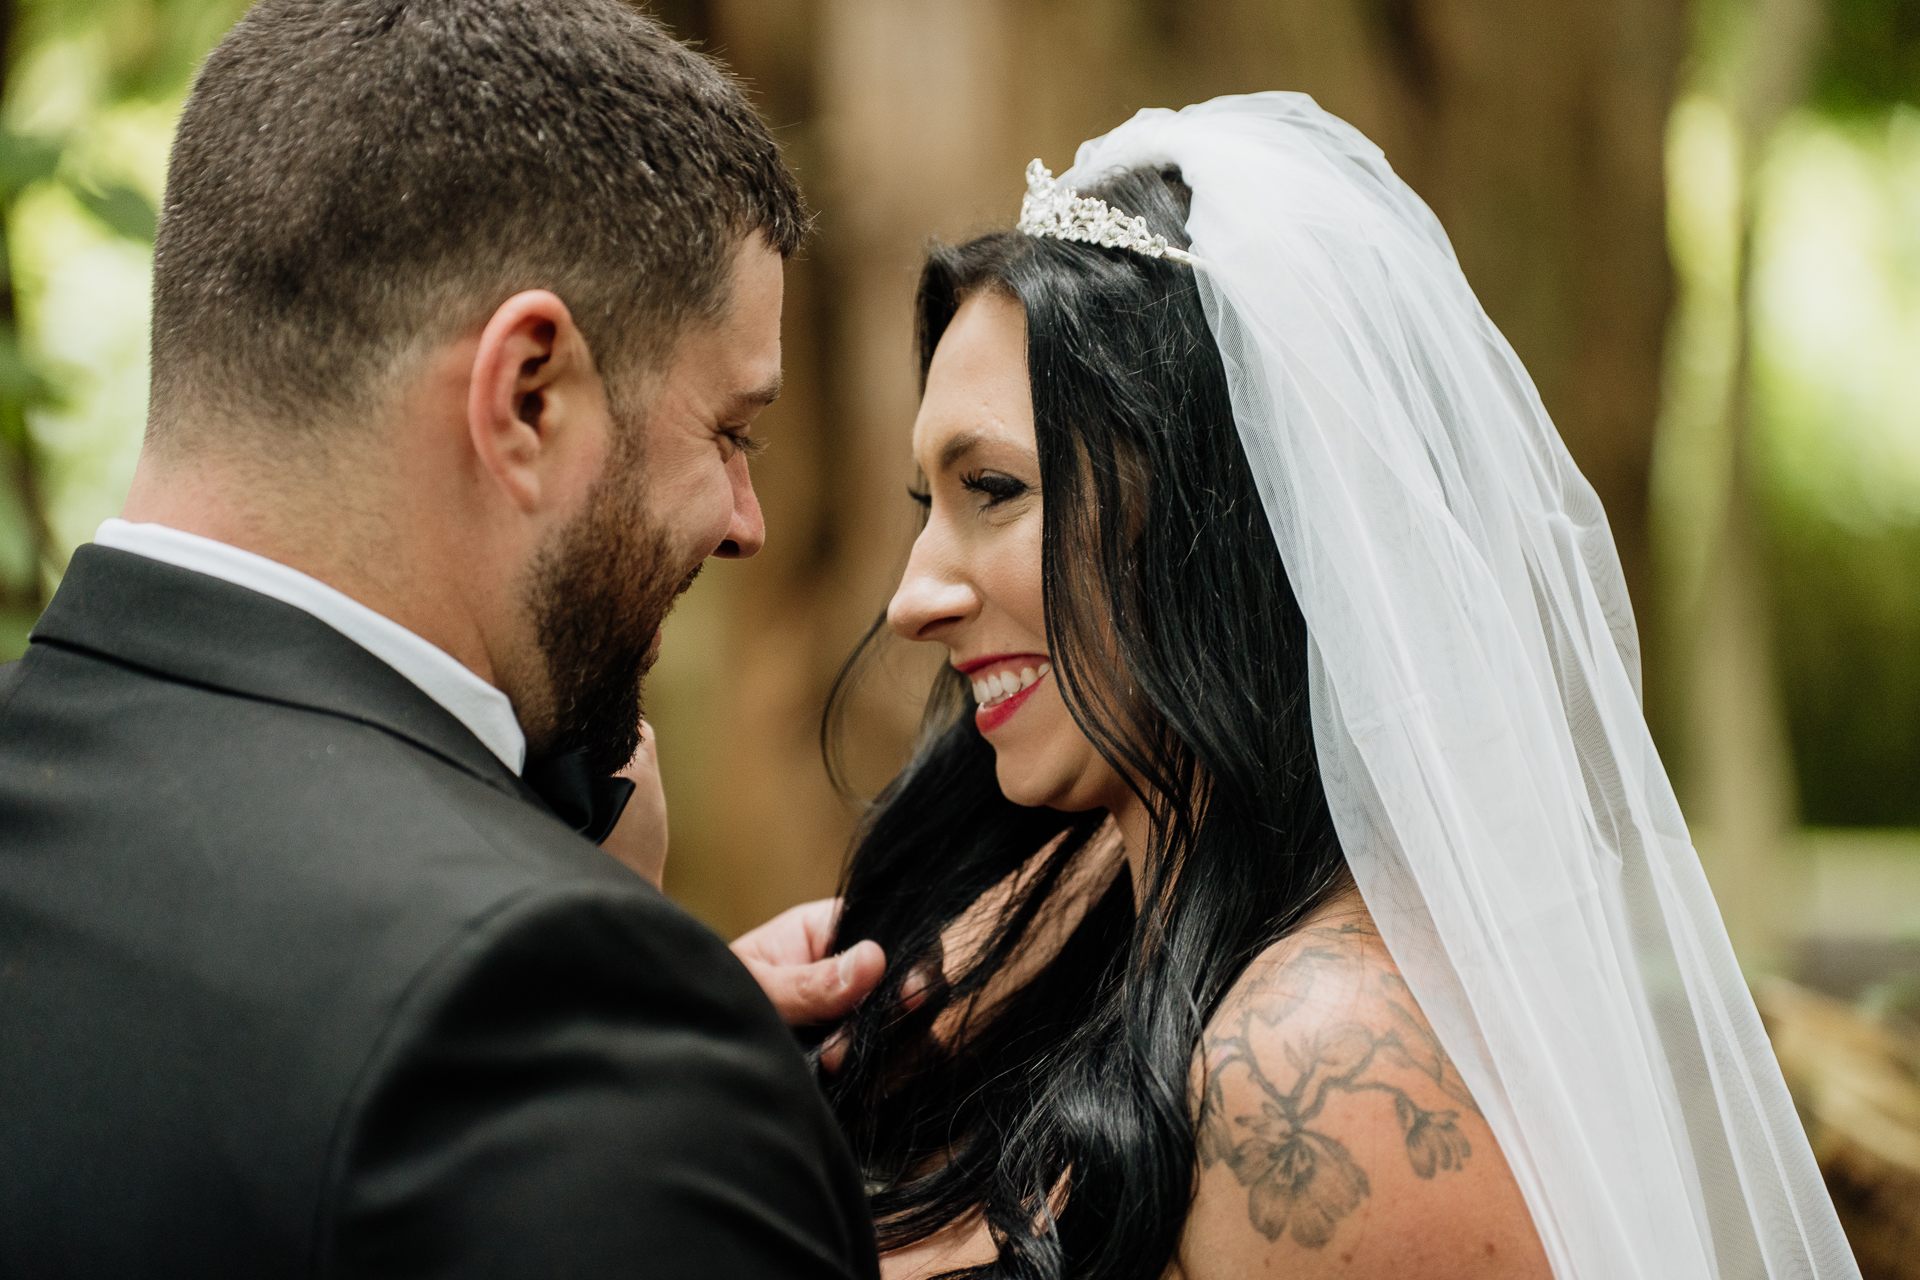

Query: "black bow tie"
left=523, top=749, right=636, bottom=844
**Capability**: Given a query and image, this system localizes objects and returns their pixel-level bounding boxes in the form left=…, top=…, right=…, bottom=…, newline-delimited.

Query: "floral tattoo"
left=1197, top=923, right=1482, bottom=1249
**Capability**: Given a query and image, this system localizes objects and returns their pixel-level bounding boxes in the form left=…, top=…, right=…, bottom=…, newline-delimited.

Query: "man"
left=0, top=1, right=882, bottom=1274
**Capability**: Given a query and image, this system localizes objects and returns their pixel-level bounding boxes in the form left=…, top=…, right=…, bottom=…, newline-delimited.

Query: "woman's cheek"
left=989, top=696, right=1087, bottom=810
left=1009, top=519, right=1046, bottom=630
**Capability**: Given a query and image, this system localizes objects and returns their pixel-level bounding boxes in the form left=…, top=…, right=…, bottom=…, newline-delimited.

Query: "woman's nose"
left=887, top=532, right=978, bottom=643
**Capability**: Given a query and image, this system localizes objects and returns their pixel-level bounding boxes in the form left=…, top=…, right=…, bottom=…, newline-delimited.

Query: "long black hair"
left=818, top=165, right=1349, bottom=1280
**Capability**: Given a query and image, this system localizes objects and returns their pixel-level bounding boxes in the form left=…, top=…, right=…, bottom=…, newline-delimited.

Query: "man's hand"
left=600, top=722, right=668, bottom=887
left=732, top=898, right=885, bottom=1069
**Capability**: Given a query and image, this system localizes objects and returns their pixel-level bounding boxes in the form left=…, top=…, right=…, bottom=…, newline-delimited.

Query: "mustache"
left=674, top=562, right=703, bottom=598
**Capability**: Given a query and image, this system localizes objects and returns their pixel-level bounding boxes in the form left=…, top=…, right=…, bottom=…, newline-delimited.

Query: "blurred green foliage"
left=1812, top=0, right=1920, bottom=115
left=0, top=0, right=246, bottom=655
left=1674, top=0, right=1920, bottom=829
left=1770, top=522, right=1920, bottom=824
left=12, top=0, right=244, bottom=101
left=1753, top=48, right=1920, bottom=824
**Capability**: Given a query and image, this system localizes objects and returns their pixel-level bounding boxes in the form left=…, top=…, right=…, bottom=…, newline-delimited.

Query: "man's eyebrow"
left=938, top=430, right=985, bottom=472
left=735, top=375, right=782, bottom=412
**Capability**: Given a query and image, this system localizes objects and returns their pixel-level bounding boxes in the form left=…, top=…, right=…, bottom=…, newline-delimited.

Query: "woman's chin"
left=992, top=757, right=1106, bottom=814
left=990, top=775, right=1037, bottom=809
left=992, top=755, right=1061, bottom=809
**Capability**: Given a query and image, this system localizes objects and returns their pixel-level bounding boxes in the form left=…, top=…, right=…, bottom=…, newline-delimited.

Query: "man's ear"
left=467, top=289, right=597, bottom=513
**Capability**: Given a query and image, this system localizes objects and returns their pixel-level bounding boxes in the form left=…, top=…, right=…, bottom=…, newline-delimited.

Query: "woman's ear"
left=467, top=289, right=599, bottom=513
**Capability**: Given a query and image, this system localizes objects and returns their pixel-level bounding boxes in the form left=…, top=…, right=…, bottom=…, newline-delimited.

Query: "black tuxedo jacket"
left=0, top=546, right=879, bottom=1279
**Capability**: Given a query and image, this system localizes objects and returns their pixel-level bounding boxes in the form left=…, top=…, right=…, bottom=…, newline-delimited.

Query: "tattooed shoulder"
left=1175, top=892, right=1546, bottom=1280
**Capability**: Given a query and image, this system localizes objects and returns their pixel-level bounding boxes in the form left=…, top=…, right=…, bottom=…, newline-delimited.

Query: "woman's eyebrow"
left=938, top=430, right=985, bottom=472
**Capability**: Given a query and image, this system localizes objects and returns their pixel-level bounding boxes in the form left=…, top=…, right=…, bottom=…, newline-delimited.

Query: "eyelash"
left=960, top=471, right=1028, bottom=507
left=905, top=472, right=1031, bottom=511
left=726, top=430, right=766, bottom=460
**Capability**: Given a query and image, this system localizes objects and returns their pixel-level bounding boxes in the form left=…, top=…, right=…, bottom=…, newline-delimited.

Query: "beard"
left=524, top=447, right=701, bottom=777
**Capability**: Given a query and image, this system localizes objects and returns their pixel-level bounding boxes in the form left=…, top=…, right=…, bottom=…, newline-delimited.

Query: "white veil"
left=1056, top=93, right=1856, bottom=1280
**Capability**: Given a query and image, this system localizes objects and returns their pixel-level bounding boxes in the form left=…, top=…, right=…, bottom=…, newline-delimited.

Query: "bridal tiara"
left=1016, top=160, right=1200, bottom=266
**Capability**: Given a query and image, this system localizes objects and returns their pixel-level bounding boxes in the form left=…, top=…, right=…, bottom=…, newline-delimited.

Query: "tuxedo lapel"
left=33, top=545, right=536, bottom=804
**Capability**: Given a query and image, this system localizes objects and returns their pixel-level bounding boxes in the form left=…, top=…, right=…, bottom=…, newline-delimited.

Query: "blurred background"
left=2, top=0, right=1916, bottom=1267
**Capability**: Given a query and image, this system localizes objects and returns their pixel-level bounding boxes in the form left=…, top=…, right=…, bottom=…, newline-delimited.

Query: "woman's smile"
left=956, top=652, right=1054, bottom=732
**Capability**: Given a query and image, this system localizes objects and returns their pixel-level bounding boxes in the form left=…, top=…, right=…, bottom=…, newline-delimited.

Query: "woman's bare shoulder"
left=1175, top=891, right=1549, bottom=1280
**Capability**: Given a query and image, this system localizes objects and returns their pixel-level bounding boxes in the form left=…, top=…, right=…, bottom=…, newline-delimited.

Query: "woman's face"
left=888, top=290, right=1130, bottom=816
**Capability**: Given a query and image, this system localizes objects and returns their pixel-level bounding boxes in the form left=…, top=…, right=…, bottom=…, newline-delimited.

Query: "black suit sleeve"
left=324, top=888, right=878, bottom=1280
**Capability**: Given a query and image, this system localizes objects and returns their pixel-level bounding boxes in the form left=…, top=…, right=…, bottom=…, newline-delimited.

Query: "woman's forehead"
left=914, top=293, right=1034, bottom=467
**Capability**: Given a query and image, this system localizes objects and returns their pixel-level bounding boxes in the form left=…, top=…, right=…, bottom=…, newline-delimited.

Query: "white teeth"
left=970, top=662, right=1052, bottom=709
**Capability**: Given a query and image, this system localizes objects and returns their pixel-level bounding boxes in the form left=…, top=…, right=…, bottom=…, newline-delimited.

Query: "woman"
left=818, top=94, right=1854, bottom=1280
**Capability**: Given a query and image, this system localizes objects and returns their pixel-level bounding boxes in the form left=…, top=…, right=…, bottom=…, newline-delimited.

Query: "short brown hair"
left=150, top=0, right=806, bottom=442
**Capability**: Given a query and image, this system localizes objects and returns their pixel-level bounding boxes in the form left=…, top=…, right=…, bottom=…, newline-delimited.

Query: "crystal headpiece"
left=1016, top=160, right=1199, bottom=266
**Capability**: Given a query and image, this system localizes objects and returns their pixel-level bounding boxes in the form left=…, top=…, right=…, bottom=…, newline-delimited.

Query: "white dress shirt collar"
left=93, top=519, right=527, bottom=775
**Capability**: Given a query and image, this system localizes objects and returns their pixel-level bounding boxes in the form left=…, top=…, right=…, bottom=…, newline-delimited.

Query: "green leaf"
left=71, top=180, right=158, bottom=242
left=0, top=324, right=60, bottom=447
left=0, top=428, right=41, bottom=599
left=1814, top=0, right=1920, bottom=113
left=0, top=131, right=66, bottom=204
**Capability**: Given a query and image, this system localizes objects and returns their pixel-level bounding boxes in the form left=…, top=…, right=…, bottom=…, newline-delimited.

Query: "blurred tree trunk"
left=651, top=0, right=1688, bottom=939
left=1682, top=0, right=1826, bottom=968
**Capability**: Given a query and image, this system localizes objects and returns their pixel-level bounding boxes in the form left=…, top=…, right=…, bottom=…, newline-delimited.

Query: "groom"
left=0, top=2, right=881, bottom=1276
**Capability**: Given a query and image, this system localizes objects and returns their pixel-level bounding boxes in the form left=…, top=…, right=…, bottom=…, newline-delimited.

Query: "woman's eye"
left=959, top=471, right=1029, bottom=507
left=907, top=486, right=932, bottom=509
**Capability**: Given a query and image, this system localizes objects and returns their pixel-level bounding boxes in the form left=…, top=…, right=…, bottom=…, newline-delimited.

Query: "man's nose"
left=714, top=453, right=764, bottom=559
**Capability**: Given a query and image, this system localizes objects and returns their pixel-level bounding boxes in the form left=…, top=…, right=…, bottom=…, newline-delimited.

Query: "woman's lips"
left=969, top=659, right=1052, bottom=734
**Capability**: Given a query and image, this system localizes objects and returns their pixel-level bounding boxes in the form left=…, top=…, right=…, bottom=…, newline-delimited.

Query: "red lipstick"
left=976, top=676, right=1044, bottom=734
left=957, top=653, right=1052, bottom=735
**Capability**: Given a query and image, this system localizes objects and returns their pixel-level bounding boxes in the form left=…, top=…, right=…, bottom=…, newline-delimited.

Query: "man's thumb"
left=756, top=940, right=886, bottom=1026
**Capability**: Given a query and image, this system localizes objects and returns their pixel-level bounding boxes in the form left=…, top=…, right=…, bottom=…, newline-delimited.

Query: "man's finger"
left=747, top=939, right=885, bottom=1027
left=899, top=961, right=939, bottom=1012
left=796, top=897, right=841, bottom=957
left=818, top=1025, right=851, bottom=1074
left=834, top=939, right=886, bottom=1007
left=731, top=898, right=845, bottom=968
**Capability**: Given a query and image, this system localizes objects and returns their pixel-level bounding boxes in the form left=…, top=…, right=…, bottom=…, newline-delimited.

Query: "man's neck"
left=119, top=448, right=505, bottom=690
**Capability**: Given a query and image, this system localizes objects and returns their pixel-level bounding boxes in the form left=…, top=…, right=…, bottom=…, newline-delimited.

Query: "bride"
left=813, top=95, right=1856, bottom=1280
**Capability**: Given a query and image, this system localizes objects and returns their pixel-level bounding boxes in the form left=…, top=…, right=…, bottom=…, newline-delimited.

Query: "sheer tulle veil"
left=1051, top=93, right=1856, bottom=1280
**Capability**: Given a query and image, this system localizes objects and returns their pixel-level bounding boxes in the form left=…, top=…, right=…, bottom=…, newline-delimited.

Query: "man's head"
left=503, top=238, right=786, bottom=774
left=131, top=0, right=800, bottom=771
left=152, top=0, right=802, bottom=439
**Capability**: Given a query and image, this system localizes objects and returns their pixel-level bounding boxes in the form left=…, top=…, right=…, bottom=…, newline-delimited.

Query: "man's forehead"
left=713, top=242, right=783, bottom=389
left=661, top=301, right=782, bottom=408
